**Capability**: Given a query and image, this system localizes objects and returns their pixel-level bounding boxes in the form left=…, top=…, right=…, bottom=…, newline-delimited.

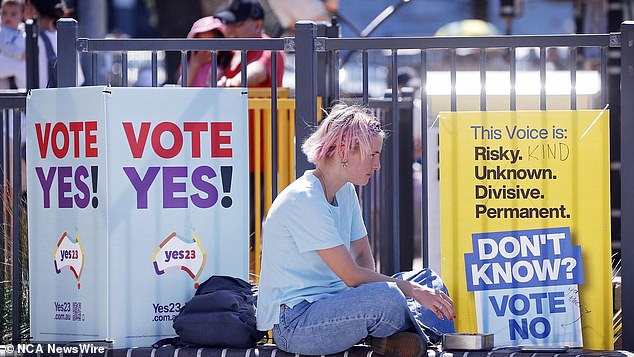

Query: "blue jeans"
left=271, top=269, right=455, bottom=355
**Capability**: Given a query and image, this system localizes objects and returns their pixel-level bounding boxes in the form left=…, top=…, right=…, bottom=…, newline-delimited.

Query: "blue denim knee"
left=271, top=269, right=455, bottom=354
left=271, top=282, right=413, bottom=355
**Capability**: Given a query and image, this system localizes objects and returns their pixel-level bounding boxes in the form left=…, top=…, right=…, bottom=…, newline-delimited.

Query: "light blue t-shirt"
left=256, top=170, right=367, bottom=330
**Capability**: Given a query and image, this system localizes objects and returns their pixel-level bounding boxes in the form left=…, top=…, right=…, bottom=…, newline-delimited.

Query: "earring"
left=341, top=160, right=349, bottom=168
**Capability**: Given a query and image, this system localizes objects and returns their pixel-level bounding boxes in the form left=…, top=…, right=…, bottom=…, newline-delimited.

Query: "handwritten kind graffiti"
left=33, top=120, right=235, bottom=210
left=465, top=227, right=584, bottom=345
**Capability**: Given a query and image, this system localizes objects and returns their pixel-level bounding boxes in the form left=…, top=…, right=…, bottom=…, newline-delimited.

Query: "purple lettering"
left=35, top=167, right=55, bottom=208
left=123, top=166, right=160, bottom=209
left=73, top=165, right=90, bottom=208
left=58, top=166, right=73, bottom=208
left=163, top=166, right=188, bottom=208
left=191, top=166, right=218, bottom=208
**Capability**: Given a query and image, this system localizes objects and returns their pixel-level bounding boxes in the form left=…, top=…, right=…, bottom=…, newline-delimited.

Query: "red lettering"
left=124, top=121, right=233, bottom=158
left=35, top=123, right=51, bottom=159
left=36, top=121, right=99, bottom=159
left=211, top=122, right=232, bottom=158
left=123, top=122, right=150, bottom=158
left=85, top=121, right=98, bottom=157
left=69, top=122, right=83, bottom=158
left=183, top=122, right=208, bottom=158
left=52, top=122, right=70, bottom=159
left=152, top=122, right=183, bottom=159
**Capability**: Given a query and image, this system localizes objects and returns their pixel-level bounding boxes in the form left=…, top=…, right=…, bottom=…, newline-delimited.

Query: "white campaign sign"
left=27, top=87, right=249, bottom=347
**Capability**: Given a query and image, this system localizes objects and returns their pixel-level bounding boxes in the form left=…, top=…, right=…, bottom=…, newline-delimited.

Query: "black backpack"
left=168, top=275, right=266, bottom=348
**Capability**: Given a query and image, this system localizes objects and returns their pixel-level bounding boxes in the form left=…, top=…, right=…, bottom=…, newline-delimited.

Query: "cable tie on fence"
left=580, top=103, right=609, bottom=141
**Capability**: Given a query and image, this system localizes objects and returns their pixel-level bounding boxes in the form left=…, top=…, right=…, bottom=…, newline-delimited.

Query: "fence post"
left=25, top=19, right=39, bottom=90
left=325, top=21, right=340, bottom=106
left=316, top=20, right=340, bottom=107
left=620, top=20, right=634, bottom=351
left=11, top=106, right=21, bottom=345
left=57, top=18, right=79, bottom=88
left=316, top=23, right=328, bottom=106
left=294, top=21, right=318, bottom=177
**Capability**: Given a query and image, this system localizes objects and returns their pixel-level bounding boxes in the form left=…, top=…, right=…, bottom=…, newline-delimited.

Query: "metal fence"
left=295, top=20, right=615, bottom=266
left=618, top=21, right=634, bottom=349
left=0, top=92, right=27, bottom=344
left=7, top=17, right=633, bottom=349
left=291, top=20, right=633, bottom=347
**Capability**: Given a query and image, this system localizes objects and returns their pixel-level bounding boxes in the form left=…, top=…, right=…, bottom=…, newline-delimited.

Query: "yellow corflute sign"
left=439, top=110, right=612, bottom=349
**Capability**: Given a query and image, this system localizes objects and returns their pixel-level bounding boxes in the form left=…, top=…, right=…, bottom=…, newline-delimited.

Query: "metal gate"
left=10, top=18, right=633, bottom=348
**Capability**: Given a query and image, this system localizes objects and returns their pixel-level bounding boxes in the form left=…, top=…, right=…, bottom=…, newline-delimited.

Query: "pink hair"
left=302, top=104, right=384, bottom=165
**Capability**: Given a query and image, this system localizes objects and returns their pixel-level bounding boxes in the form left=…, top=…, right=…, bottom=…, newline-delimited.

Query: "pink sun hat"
left=187, top=16, right=225, bottom=39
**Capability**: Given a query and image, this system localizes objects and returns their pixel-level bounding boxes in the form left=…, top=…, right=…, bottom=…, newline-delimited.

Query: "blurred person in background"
left=24, top=0, right=84, bottom=87
left=214, top=0, right=284, bottom=87
left=149, top=0, right=202, bottom=84
left=267, top=0, right=338, bottom=35
left=179, top=16, right=232, bottom=87
left=108, top=0, right=155, bottom=38
left=214, top=0, right=285, bottom=276
left=0, top=0, right=26, bottom=89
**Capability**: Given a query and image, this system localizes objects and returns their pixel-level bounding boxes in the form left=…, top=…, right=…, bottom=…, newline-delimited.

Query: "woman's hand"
left=316, top=245, right=455, bottom=320
left=402, top=281, right=455, bottom=320
left=217, top=75, right=241, bottom=87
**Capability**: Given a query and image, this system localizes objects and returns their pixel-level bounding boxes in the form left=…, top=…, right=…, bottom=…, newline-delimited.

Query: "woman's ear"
left=255, top=19, right=264, bottom=33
